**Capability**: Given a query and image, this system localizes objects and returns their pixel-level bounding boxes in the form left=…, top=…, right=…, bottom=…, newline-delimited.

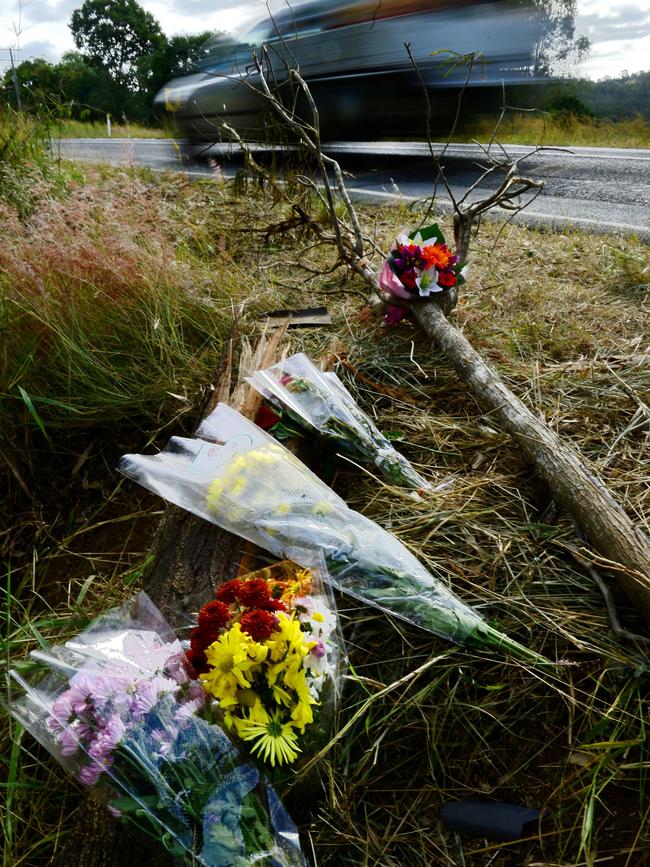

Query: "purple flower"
left=88, top=715, right=125, bottom=761
left=128, top=679, right=159, bottom=720
left=174, top=697, right=204, bottom=724
left=78, top=761, right=105, bottom=786
left=150, top=726, right=177, bottom=759
left=310, top=639, right=326, bottom=659
left=384, top=305, right=408, bottom=326
left=59, top=726, right=81, bottom=757
left=392, top=244, right=425, bottom=272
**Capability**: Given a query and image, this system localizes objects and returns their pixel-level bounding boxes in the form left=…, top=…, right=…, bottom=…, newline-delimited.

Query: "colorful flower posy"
left=379, top=223, right=464, bottom=323
left=188, top=562, right=338, bottom=767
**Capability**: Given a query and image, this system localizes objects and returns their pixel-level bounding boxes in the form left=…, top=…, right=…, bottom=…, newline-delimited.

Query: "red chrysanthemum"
left=215, top=578, right=244, bottom=605
left=185, top=646, right=209, bottom=676
left=239, top=609, right=278, bottom=642
left=437, top=268, right=457, bottom=289
left=259, top=597, right=287, bottom=613
left=190, top=624, right=220, bottom=653
left=197, top=599, right=231, bottom=631
left=238, top=578, right=272, bottom=608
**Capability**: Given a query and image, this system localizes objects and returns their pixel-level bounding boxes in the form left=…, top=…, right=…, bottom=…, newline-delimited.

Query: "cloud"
left=14, top=38, right=62, bottom=62
left=577, top=3, right=650, bottom=44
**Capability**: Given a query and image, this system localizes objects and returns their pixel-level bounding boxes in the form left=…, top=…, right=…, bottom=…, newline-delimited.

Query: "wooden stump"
left=51, top=328, right=291, bottom=867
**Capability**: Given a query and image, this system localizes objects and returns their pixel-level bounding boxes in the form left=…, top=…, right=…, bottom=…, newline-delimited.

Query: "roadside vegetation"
left=457, top=110, right=650, bottom=148
left=52, top=118, right=169, bottom=138
left=2, top=116, right=650, bottom=866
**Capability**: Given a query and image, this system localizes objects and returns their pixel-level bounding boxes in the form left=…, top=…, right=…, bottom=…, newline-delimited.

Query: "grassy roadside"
left=455, top=111, right=650, bottom=148
left=2, top=141, right=650, bottom=866
left=53, top=113, right=650, bottom=148
left=52, top=118, right=169, bottom=139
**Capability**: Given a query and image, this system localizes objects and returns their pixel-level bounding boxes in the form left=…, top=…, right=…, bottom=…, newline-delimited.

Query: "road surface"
left=54, top=138, right=650, bottom=239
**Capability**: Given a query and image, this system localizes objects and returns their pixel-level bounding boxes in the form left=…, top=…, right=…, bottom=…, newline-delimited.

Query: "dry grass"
left=456, top=112, right=650, bottom=148
left=2, top=168, right=650, bottom=867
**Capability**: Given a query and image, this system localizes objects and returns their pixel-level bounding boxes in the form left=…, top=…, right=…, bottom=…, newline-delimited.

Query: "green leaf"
left=18, top=386, right=51, bottom=442
left=411, top=223, right=445, bottom=244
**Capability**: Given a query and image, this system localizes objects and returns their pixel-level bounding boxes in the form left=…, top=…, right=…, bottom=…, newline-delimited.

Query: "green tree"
left=136, top=32, right=216, bottom=100
left=532, top=0, right=590, bottom=76
left=70, top=0, right=164, bottom=89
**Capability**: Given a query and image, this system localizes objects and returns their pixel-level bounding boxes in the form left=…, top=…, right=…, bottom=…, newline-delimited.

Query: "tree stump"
left=51, top=328, right=291, bottom=867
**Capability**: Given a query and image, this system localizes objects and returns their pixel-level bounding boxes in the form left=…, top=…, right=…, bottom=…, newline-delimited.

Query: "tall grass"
left=457, top=111, right=650, bottom=148
left=54, top=119, right=168, bottom=139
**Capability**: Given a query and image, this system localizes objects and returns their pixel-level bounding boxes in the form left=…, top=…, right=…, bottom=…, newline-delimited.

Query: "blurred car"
left=155, top=0, right=543, bottom=142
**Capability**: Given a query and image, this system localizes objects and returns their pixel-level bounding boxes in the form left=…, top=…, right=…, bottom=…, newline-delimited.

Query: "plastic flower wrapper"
left=379, top=222, right=465, bottom=324
left=119, top=405, right=552, bottom=669
left=9, top=592, right=307, bottom=867
left=187, top=560, right=344, bottom=773
left=246, top=352, right=431, bottom=494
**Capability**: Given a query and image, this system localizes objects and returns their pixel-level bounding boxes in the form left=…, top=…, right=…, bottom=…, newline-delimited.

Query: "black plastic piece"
left=441, top=797, right=542, bottom=841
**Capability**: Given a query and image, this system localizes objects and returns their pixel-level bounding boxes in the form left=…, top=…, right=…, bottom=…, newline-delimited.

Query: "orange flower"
left=421, top=243, right=453, bottom=270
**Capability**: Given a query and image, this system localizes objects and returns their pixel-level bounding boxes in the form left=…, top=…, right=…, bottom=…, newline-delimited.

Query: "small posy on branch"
left=221, top=52, right=650, bottom=629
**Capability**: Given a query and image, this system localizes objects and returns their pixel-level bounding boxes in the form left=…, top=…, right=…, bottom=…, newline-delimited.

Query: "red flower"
left=259, top=597, right=287, bottom=613
left=238, top=578, right=271, bottom=608
left=437, top=269, right=457, bottom=288
left=255, top=402, right=281, bottom=430
left=185, top=646, right=209, bottom=676
left=197, top=599, right=231, bottom=631
left=190, top=623, right=220, bottom=653
left=216, top=578, right=244, bottom=604
left=399, top=269, right=418, bottom=291
left=239, top=609, right=278, bottom=642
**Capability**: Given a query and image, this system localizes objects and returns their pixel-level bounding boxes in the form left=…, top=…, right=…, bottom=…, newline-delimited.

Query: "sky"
left=1, top=0, right=650, bottom=81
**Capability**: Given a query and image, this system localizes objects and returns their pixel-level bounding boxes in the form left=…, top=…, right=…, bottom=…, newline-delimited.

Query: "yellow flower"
left=290, top=698, right=314, bottom=732
left=206, top=478, right=225, bottom=509
left=312, top=500, right=334, bottom=516
left=235, top=707, right=301, bottom=766
left=265, top=613, right=314, bottom=662
left=200, top=624, right=267, bottom=701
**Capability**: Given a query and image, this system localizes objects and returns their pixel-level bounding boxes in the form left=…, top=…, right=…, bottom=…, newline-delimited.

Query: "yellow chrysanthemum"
left=235, top=708, right=301, bottom=766
left=265, top=613, right=314, bottom=662
left=200, top=624, right=267, bottom=701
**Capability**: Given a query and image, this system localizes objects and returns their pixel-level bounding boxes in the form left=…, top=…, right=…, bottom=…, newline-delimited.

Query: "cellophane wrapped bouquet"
left=9, top=593, right=307, bottom=867
left=379, top=222, right=465, bottom=324
left=119, top=404, right=551, bottom=668
left=186, top=560, right=343, bottom=769
left=247, top=352, right=431, bottom=494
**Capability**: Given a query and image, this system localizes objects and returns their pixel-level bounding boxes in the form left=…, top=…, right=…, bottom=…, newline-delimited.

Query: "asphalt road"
left=55, top=138, right=650, bottom=239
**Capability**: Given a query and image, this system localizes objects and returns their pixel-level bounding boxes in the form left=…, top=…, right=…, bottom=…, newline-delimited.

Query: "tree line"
left=1, top=0, right=217, bottom=124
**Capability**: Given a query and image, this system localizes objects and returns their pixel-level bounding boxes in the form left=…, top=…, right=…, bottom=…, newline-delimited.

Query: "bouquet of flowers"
left=120, top=405, right=552, bottom=669
left=245, top=352, right=431, bottom=493
left=378, top=223, right=464, bottom=324
left=186, top=561, right=342, bottom=769
left=9, top=593, right=307, bottom=867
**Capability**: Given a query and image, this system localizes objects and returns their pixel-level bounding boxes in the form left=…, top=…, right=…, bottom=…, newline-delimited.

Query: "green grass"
left=456, top=111, right=650, bottom=148
left=1, top=154, right=650, bottom=866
